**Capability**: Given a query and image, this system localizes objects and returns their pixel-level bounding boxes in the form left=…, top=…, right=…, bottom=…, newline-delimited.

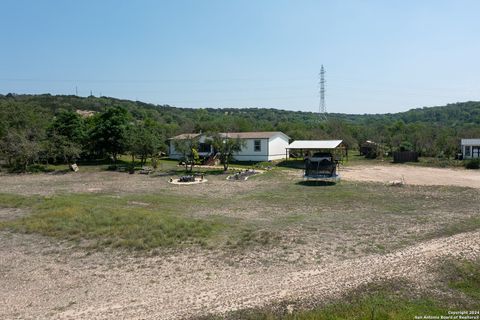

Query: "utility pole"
left=319, top=65, right=326, bottom=120
left=75, top=86, right=78, bottom=96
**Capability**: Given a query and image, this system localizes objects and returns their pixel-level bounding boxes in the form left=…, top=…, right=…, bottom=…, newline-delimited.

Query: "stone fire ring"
left=168, top=178, right=208, bottom=185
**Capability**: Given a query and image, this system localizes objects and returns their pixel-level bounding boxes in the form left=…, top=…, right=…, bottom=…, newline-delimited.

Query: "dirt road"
left=1, top=230, right=479, bottom=319
left=342, top=165, right=480, bottom=188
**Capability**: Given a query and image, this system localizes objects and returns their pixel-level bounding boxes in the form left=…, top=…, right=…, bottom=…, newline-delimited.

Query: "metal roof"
left=169, top=133, right=202, bottom=140
left=287, top=140, right=343, bottom=149
left=221, top=131, right=289, bottom=139
left=170, top=131, right=290, bottom=140
left=461, top=139, right=480, bottom=145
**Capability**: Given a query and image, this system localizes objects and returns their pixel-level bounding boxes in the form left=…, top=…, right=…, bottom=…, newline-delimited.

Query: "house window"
left=254, top=140, right=261, bottom=152
left=473, top=146, right=480, bottom=158
left=198, top=143, right=211, bottom=153
left=465, top=146, right=471, bottom=157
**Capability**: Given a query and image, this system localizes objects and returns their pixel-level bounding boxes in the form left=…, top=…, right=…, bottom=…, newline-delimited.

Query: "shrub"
left=465, top=159, right=480, bottom=169
left=365, top=147, right=382, bottom=159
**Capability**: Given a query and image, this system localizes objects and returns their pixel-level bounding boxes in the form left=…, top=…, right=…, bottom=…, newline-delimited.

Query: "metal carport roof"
left=287, top=140, right=343, bottom=150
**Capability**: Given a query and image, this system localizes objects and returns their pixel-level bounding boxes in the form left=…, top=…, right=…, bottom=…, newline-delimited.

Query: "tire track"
left=1, top=230, right=476, bottom=319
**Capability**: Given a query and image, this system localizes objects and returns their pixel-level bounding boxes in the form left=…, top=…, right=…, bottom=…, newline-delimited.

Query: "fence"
left=393, top=151, right=419, bottom=163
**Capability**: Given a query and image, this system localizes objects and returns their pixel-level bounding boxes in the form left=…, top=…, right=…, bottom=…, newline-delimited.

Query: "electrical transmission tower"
left=319, top=65, right=326, bottom=120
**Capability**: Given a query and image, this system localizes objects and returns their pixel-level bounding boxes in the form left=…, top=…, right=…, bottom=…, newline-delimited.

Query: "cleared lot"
left=342, top=164, right=480, bottom=188
left=0, top=165, right=479, bottom=319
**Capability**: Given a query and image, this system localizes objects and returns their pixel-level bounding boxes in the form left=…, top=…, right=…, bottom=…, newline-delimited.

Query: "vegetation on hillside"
left=1, top=93, right=480, bottom=171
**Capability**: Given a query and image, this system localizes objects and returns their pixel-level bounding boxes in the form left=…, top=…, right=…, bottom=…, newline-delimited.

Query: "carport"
left=285, top=140, right=347, bottom=180
left=285, top=140, right=346, bottom=162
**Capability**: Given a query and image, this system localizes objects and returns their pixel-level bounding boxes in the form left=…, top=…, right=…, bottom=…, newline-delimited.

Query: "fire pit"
left=169, top=174, right=207, bottom=185
left=179, top=175, right=196, bottom=182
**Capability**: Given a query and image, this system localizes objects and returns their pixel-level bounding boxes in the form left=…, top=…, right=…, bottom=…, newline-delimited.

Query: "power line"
left=0, top=76, right=311, bottom=84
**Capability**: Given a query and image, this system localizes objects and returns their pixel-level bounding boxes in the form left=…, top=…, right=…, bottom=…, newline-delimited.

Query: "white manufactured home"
left=461, top=139, right=480, bottom=159
left=169, top=131, right=290, bottom=162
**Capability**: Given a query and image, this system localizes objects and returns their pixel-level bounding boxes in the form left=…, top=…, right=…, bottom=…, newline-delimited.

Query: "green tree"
left=435, top=129, right=458, bottom=159
left=49, top=111, right=86, bottom=142
left=46, top=111, right=86, bottom=164
left=0, top=103, right=46, bottom=171
left=90, top=107, right=131, bottom=165
left=399, top=141, right=414, bottom=152
left=0, top=130, right=41, bottom=172
left=173, top=135, right=199, bottom=172
left=127, top=119, right=165, bottom=167
left=387, top=120, right=407, bottom=153
left=209, top=133, right=245, bottom=171
left=42, top=132, right=82, bottom=164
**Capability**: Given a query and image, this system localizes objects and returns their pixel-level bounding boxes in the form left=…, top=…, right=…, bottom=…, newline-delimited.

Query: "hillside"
left=1, top=93, right=479, bottom=164
left=1, top=93, right=479, bottom=129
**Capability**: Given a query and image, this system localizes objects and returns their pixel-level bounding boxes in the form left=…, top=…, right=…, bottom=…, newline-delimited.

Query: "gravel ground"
left=0, top=170, right=257, bottom=196
left=341, top=165, right=480, bottom=188
left=0, top=230, right=478, bottom=319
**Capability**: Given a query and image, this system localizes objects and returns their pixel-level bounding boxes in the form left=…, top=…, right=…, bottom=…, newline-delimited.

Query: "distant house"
left=169, top=131, right=290, bottom=162
left=75, top=109, right=96, bottom=118
left=461, top=139, right=480, bottom=159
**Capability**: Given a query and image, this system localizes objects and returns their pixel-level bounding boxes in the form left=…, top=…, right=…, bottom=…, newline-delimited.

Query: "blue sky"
left=1, top=0, right=479, bottom=114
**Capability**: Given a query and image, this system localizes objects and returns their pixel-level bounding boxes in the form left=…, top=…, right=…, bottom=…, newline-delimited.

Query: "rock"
left=286, top=304, right=294, bottom=314
left=387, top=175, right=405, bottom=186
left=388, top=180, right=404, bottom=186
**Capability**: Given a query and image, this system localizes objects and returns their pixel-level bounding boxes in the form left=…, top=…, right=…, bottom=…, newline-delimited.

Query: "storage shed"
left=461, top=139, right=480, bottom=159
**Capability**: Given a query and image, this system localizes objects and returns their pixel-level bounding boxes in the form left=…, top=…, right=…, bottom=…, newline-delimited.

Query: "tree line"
left=0, top=104, right=166, bottom=171
left=1, top=93, right=480, bottom=171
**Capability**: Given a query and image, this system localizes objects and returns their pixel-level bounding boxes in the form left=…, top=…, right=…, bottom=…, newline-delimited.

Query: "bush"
left=7, top=163, right=54, bottom=173
left=465, top=159, right=480, bottom=169
left=365, top=147, right=381, bottom=159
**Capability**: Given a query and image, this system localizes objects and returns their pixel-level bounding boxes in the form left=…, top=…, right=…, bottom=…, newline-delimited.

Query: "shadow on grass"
left=276, top=159, right=305, bottom=169
left=149, top=170, right=178, bottom=177
left=296, top=180, right=337, bottom=187
left=48, top=169, right=71, bottom=175
left=194, top=169, right=228, bottom=175
left=149, top=168, right=228, bottom=177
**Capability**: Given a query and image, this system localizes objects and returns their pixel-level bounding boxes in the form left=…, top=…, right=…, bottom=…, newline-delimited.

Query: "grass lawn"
left=1, top=168, right=479, bottom=253
left=0, top=193, right=227, bottom=250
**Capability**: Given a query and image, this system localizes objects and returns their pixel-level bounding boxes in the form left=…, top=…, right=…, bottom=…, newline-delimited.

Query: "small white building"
left=461, top=139, right=480, bottom=159
left=169, top=131, right=290, bottom=162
